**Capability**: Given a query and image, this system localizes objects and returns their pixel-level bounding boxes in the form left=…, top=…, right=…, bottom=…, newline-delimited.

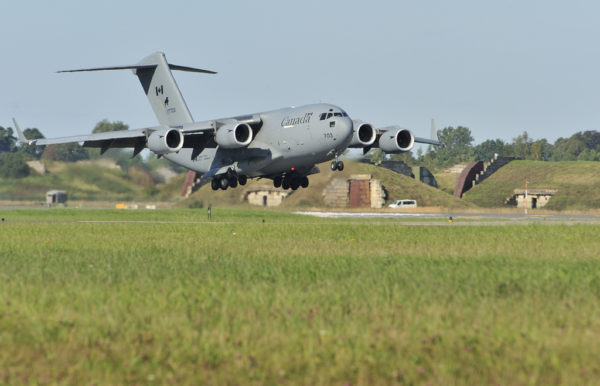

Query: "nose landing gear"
left=330, top=154, right=344, bottom=171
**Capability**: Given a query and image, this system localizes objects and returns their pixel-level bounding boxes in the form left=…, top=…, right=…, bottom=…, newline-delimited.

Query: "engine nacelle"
left=215, top=122, right=253, bottom=149
left=378, top=127, right=415, bottom=153
left=147, top=128, right=184, bottom=155
left=349, top=120, right=376, bottom=147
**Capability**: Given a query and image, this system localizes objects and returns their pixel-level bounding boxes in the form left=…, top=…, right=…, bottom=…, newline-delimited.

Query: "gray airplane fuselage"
left=165, top=103, right=353, bottom=178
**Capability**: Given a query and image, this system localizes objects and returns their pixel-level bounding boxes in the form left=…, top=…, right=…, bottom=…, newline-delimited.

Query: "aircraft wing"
left=33, top=128, right=148, bottom=147
left=15, top=117, right=218, bottom=157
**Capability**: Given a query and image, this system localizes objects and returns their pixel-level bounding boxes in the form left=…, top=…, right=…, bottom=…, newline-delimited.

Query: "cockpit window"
left=321, top=110, right=347, bottom=120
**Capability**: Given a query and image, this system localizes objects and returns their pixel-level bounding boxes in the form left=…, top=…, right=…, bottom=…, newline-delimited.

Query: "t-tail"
left=58, top=52, right=216, bottom=126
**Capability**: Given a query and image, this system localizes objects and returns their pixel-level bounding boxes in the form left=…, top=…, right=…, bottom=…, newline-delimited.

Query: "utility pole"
left=524, top=180, right=528, bottom=215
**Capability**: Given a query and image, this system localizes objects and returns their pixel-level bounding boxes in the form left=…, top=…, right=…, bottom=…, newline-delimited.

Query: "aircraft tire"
left=291, top=180, right=299, bottom=190
left=282, top=179, right=290, bottom=190
left=220, top=177, right=229, bottom=190
left=301, top=176, right=309, bottom=188
left=337, top=161, right=344, bottom=171
left=211, top=179, right=220, bottom=191
left=330, top=162, right=337, bottom=171
left=238, top=175, right=247, bottom=185
left=273, top=176, right=282, bottom=188
left=230, top=178, right=238, bottom=188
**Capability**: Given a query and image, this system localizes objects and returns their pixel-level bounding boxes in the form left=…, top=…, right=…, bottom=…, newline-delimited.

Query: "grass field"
left=1, top=209, right=600, bottom=384
left=463, top=160, right=600, bottom=210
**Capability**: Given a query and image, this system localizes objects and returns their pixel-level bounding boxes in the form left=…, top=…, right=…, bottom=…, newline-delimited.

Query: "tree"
left=18, top=128, right=45, bottom=159
left=0, top=152, right=30, bottom=178
left=474, top=139, right=507, bottom=161
left=425, top=126, right=474, bottom=168
left=511, top=131, right=533, bottom=160
left=551, top=135, right=587, bottom=161
left=92, top=119, right=129, bottom=134
left=577, top=148, right=600, bottom=161
left=0, top=126, right=17, bottom=153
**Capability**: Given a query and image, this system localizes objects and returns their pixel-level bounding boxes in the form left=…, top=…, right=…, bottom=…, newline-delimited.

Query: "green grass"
left=1, top=209, right=600, bottom=384
left=0, top=162, right=143, bottom=201
left=463, top=160, right=600, bottom=210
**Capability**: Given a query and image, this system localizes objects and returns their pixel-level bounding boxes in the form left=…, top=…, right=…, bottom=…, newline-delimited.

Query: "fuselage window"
left=326, top=113, right=333, bottom=119
left=334, top=112, right=342, bottom=117
left=319, top=113, right=327, bottom=120
left=342, top=112, right=348, bottom=117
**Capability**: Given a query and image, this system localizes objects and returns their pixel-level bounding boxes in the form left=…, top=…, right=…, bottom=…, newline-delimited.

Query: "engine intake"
left=378, top=128, right=414, bottom=153
left=147, top=128, right=184, bottom=155
left=349, top=120, right=376, bottom=147
left=215, top=122, right=253, bottom=149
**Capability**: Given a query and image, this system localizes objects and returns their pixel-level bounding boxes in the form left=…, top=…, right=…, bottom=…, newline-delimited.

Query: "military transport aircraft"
left=16, top=52, right=440, bottom=191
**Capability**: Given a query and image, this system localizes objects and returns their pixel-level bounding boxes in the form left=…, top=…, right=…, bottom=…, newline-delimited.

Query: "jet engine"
left=215, top=122, right=253, bottom=149
left=147, top=128, right=184, bottom=155
left=349, top=121, right=376, bottom=147
left=378, top=128, right=415, bottom=153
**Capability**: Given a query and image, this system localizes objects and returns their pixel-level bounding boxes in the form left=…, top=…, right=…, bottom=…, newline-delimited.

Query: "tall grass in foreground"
left=1, top=210, right=599, bottom=384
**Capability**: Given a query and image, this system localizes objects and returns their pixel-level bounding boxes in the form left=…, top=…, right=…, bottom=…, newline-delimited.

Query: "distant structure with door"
left=322, top=174, right=386, bottom=208
left=244, top=189, right=291, bottom=207
left=506, top=189, right=557, bottom=209
left=46, top=190, right=67, bottom=207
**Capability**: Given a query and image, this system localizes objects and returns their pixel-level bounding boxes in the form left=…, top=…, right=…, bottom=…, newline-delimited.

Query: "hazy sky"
left=2, top=0, right=599, bottom=145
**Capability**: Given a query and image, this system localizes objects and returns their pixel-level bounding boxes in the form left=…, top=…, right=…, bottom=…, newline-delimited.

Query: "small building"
left=46, top=190, right=67, bottom=206
left=244, top=189, right=291, bottom=207
left=322, top=174, right=386, bottom=208
left=507, top=189, right=557, bottom=209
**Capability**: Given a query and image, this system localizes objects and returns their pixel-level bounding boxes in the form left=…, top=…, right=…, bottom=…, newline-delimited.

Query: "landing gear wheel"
left=230, top=178, right=238, bottom=188
left=220, top=177, right=229, bottom=190
left=337, top=161, right=344, bottom=171
left=238, top=175, right=247, bottom=185
left=282, top=178, right=290, bottom=190
left=273, top=176, right=282, bottom=188
left=291, top=180, right=299, bottom=190
left=331, top=161, right=337, bottom=171
left=301, top=176, right=309, bottom=188
left=211, top=179, right=219, bottom=191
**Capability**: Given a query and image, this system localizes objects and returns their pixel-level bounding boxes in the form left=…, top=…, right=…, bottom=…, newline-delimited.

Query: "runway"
left=293, top=211, right=600, bottom=225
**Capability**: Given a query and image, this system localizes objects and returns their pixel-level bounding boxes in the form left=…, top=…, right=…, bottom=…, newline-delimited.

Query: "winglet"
left=12, top=118, right=32, bottom=145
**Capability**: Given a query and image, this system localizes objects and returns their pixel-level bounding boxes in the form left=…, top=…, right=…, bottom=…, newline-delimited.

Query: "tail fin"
left=58, top=52, right=216, bottom=126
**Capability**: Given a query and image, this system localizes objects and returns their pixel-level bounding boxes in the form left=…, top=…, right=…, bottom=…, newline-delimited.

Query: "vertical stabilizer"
left=135, top=52, right=194, bottom=126
left=58, top=52, right=216, bottom=127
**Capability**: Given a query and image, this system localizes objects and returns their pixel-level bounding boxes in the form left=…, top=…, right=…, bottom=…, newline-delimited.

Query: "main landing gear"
left=211, top=171, right=248, bottom=191
left=330, top=154, right=344, bottom=171
left=273, top=174, right=309, bottom=191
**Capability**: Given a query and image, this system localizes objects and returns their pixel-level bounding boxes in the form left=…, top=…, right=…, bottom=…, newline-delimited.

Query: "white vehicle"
left=388, top=199, right=417, bottom=208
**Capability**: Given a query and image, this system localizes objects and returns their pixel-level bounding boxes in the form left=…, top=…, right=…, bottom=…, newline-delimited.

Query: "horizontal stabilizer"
left=58, top=64, right=216, bottom=74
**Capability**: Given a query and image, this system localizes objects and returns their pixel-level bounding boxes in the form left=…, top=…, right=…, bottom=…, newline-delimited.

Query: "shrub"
left=0, top=152, right=30, bottom=178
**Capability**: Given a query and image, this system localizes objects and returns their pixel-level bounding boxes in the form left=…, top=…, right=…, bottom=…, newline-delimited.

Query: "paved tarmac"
left=293, top=211, right=600, bottom=225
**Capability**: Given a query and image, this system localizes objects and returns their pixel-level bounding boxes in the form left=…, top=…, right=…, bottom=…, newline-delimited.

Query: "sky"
left=1, top=0, right=599, bottom=146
